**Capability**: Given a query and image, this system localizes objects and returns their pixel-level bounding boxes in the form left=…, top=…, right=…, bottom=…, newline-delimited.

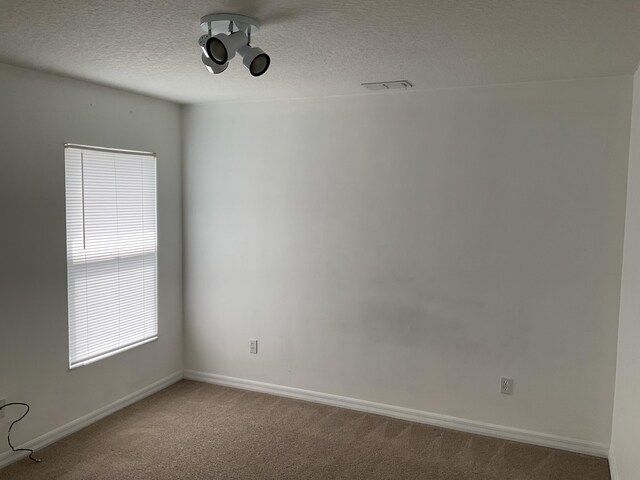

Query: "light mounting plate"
left=200, top=13, right=261, bottom=36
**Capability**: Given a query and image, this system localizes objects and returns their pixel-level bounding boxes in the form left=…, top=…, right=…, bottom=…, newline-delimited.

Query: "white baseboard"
left=184, top=369, right=609, bottom=458
left=0, top=369, right=183, bottom=470
left=609, top=452, right=618, bottom=480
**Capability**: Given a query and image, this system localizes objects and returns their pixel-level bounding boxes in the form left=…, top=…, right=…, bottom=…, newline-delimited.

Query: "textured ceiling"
left=0, top=0, right=639, bottom=104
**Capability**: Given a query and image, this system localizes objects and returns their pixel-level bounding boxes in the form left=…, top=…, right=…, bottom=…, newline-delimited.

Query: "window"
left=64, top=144, right=157, bottom=368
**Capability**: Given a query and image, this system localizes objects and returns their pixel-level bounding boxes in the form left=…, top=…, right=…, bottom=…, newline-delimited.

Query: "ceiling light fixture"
left=199, top=14, right=270, bottom=77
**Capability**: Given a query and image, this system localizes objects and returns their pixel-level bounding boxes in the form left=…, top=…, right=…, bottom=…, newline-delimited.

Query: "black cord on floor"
left=0, top=402, right=41, bottom=463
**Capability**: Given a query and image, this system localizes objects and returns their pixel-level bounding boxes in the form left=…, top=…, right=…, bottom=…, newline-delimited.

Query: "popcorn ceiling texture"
left=0, top=0, right=639, bottom=103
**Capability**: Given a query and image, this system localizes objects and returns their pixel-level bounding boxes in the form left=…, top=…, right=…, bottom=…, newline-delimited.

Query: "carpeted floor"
left=0, top=380, right=610, bottom=479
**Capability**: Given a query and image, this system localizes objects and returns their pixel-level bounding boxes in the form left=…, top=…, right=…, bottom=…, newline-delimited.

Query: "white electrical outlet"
left=0, top=398, right=5, bottom=419
left=249, top=339, right=258, bottom=354
left=500, top=377, right=514, bottom=395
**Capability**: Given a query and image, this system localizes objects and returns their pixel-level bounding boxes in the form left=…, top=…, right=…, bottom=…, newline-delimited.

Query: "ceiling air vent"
left=361, top=80, right=413, bottom=91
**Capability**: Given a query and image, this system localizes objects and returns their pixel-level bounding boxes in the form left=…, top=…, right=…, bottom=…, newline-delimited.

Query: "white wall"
left=0, top=63, right=182, bottom=452
left=182, top=76, right=632, bottom=446
left=610, top=67, right=640, bottom=479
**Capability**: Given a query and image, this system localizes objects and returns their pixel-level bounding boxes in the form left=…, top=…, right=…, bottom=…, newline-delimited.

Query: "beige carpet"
left=0, top=380, right=610, bottom=479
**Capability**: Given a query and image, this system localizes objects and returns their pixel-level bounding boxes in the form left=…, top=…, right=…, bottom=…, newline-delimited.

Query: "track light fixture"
left=199, top=14, right=271, bottom=77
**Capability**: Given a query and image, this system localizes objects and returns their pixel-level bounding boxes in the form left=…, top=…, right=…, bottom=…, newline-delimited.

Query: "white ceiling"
left=0, top=0, right=639, bottom=104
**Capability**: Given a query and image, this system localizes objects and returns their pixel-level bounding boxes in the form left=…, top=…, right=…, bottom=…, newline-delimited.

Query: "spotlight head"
left=201, top=53, right=228, bottom=74
left=204, top=34, right=228, bottom=64
left=238, top=45, right=271, bottom=77
left=201, top=31, right=248, bottom=65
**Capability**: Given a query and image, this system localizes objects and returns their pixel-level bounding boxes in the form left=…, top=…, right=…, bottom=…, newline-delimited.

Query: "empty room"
left=1, top=1, right=640, bottom=479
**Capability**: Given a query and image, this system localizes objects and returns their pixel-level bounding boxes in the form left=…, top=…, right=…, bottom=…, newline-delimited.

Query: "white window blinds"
left=65, top=145, right=158, bottom=369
